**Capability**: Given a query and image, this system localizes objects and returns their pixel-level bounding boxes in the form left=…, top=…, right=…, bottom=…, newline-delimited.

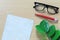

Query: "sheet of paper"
left=2, top=14, right=34, bottom=40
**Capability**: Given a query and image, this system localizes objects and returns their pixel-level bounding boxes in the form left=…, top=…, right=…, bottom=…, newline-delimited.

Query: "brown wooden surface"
left=0, top=0, right=60, bottom=40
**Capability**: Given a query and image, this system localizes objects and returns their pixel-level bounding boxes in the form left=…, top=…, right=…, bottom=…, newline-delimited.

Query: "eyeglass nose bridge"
left=54, top=8, right=59, bottom=13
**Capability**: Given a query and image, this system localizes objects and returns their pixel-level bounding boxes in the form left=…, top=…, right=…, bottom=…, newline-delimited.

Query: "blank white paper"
left=2, top=14, right=34, bottom=40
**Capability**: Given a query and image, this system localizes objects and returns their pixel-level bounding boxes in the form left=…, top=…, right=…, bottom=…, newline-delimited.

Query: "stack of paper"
left=2, top=14, right=34, bottom=40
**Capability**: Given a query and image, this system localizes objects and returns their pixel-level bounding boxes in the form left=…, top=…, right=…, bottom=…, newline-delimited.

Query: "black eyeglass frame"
left=33, top=2, right=59, bottom=15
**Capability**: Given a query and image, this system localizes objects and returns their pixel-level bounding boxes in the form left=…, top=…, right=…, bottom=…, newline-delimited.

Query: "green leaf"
left=39, top=20, right=50, bottom=32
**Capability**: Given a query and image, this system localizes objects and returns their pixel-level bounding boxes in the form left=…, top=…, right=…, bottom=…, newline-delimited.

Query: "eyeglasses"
left=33, top=2, right=59, bottom=15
